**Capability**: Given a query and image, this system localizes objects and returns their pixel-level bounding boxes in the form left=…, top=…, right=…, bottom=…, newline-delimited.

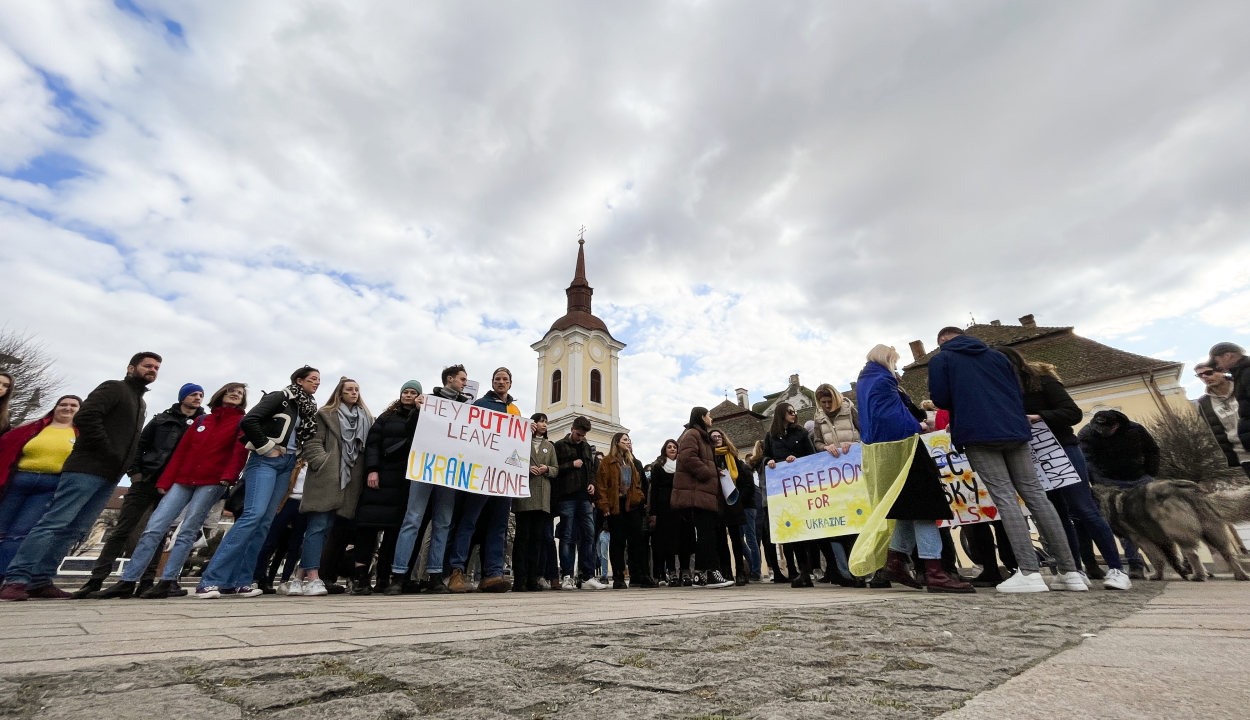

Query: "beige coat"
left=514, top=434, right=559, bottom=513
left=299, top=407, right=367, bottom=518
left=810, top=383, right=861, bottom=451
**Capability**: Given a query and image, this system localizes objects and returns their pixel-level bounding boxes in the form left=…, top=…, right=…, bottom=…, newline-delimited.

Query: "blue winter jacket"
left=857, top=361, right=922, bottom=445
left=927, top=335, right=1031, bottom=449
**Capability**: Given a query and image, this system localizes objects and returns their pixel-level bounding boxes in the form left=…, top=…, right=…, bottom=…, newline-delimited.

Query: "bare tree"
left=1144, top=406, right=1245, bottom=486
left=0, top=328, right=66, bottom=426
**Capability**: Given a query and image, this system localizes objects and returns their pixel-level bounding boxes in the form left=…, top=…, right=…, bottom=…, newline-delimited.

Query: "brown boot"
left=447, top=569, right=469, bottom=594
left=924, top=559, right=975, bottom=593
left=479, top=575, right=510, bottom=593
left=885, top=550, right=922, bottom=589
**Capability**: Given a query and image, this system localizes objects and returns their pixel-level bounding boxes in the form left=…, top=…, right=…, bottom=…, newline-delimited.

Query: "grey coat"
left=299, top=407, right=366, bottom=518
left=513, top=434, right=559, bottom=513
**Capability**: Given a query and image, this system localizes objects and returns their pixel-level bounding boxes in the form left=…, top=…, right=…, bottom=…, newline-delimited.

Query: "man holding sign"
left=446, top=368, right=523, bottom=593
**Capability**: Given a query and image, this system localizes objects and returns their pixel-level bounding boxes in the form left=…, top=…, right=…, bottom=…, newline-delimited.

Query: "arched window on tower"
left=590, top=369, right=602, bottom=404
left=551, top=370, right=562, bottom=404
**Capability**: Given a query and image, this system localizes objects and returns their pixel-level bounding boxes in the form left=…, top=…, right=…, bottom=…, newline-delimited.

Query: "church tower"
left=531, top=237, right=628, bottom=449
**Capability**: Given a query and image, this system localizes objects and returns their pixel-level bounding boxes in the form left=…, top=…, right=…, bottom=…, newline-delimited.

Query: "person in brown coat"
left=670, top=407, right=733, bottom=589
left=594, top=432, right=656, bottom=589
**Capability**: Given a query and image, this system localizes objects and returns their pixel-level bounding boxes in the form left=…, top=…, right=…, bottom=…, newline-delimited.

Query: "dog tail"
left=1207, top=486, right=1250, bottom=524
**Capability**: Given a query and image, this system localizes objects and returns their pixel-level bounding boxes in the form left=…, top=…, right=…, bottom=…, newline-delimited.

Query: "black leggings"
left=607, top=506, right=648, bottom=581
left=353, top=527, right=399, bottom=585
left=688, top=508, right=723, bottom=573
left=513, top=510, right=549, bottom=587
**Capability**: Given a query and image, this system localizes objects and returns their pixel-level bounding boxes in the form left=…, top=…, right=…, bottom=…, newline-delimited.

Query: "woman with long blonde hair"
left=595, top=432, right=656, bottom=589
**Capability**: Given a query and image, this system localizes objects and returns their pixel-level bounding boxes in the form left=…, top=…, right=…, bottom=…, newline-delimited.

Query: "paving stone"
left=266, top=691, right=417, bottom=719
left=34, top=684, right=239, bottom=720
left=217, top=674, right=356, bottom=710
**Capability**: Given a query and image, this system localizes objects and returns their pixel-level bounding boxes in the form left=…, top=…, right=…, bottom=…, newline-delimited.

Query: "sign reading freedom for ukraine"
left=405, top=395, right=532, bottom=498
left=766, top=445, right=872, bottom=544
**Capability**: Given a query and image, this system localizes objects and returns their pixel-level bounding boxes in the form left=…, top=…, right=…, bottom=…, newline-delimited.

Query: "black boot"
left=139, top=580, right=175, bottom=599
left=349, top=566, right=373, bottom=596
left=136, top=579, right=154, bottom=596
left=384, top=579, right=405, bottom=595
left=89, top=580, right=136, bottom=599
left=70, top=578, right=104, bottom=599
left=425, top=572, right=450, bottom=594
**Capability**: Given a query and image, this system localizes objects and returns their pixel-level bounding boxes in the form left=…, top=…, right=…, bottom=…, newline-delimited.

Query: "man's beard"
left=130, top=370, right=156, bottom=385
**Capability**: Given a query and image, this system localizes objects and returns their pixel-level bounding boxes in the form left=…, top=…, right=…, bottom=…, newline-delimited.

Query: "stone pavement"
left=0, top=583, right=894, bottom=674
left=0, top=580, right=1193, bottom=719
left=944, top=579, right=1250, bottom=720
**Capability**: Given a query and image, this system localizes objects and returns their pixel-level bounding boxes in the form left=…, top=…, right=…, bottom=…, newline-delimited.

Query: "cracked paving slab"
left=0, top=583, right=1164, bottom=719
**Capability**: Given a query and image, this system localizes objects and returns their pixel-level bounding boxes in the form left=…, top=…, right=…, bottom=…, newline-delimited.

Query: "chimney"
left=788, top=373, right=800, bottom=388
left=990, top=319, right=1001, bottom=326
left=1019, top=314, right=1036, bottom=328
left=735, top=388, right=749, bottom=409
left=909, top=340, right=926, bottom=362
left=849, top=381, right=857, bottom=395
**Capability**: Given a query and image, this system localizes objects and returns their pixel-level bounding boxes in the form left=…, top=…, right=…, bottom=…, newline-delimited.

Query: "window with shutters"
left=590, top=369, right=602, bottom=404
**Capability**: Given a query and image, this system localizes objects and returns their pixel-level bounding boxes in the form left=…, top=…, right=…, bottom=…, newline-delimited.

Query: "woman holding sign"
left=1001, top=348, right=1131, bottom=591
left=763, top=403, right=820, bottom=588
left=850, top=345, right=973, bottom=593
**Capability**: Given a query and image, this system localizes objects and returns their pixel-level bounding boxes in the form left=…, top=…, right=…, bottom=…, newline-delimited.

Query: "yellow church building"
left=531, top=239, right=629, bottom=449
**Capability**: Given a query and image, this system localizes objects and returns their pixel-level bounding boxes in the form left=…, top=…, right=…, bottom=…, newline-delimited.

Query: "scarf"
left=337, top=404, right=371, bottom=490
left=714, top=447, right=738, bottom=481
left=662, top=457, right=677, bottom=475
left=286, top=385, right=318, bottom=447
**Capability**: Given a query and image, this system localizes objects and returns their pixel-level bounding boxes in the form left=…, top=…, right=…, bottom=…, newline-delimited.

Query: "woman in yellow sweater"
left=0, top=395, right=82, bottom=580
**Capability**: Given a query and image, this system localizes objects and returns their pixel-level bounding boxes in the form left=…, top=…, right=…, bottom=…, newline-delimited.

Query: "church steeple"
left=549, top=235, right=612, bottom=338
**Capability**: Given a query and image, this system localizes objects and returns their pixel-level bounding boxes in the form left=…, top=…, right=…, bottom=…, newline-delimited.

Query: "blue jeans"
left=742, top=508, right=761, bottom=576
left=391, top=482, right=455, bottom=575
left=255, top=498, right=307, bottom=582
left=0, top=472, right=61, bottom=577
left=2, top=472, right=117, bottom=588
left=890, top=520, right=943, bottom=560
left=201, top=453, right=294, bottom=589
left=300, top=511, right=336, bottom=571
left=123, top=484, right=224, bottom=582
left=557, top=498, right=596, bottom=580
left=448, top=493, right=512, bottom=578
left=1047, top=446, right=1124, bottom=572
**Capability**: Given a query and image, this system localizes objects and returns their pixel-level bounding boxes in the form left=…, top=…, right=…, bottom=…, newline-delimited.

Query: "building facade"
left=531, top=239, right=628, bottom=449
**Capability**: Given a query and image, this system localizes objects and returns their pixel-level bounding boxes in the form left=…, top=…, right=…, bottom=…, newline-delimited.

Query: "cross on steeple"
left=578, top=225, right=587, bottom=244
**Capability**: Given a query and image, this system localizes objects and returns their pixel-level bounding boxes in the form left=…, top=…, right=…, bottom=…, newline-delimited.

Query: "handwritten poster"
left=766, top=445, right=873, bottom=544
left=921, top=431, right=1025, bottom=528
left=406, top=395, right=532, bottom=497
left=1029, top=425, right=1081, bottom=492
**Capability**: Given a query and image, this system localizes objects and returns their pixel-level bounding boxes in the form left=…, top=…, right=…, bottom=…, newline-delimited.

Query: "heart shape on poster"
left=982, top=506, right=998, bottom=520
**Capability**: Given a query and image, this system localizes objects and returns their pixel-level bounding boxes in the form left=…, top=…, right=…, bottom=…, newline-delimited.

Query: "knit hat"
left=401, top=380, right=423, bottom=395
left=179, top=383, right=204, bottom=402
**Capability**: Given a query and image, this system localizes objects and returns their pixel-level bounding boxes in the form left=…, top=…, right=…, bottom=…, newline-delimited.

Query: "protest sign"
left=405, top=394, right=532, bottom=498
left=921, top=431, right=1023, bottom=527
left=766, top=445, right=872, bottom=544
left=1029, top=424, right=1081, bottom=491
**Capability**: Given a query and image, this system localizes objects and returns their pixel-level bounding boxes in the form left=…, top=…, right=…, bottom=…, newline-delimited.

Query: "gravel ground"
left=0, top=583, right=1164, bottom=720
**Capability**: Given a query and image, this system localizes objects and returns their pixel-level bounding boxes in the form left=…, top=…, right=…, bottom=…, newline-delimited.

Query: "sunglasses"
left=1197, top=370, right=1218, bottom=378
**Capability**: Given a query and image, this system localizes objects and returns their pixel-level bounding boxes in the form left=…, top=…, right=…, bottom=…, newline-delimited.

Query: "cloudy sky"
left=2, top=1, right=1249, bottom=454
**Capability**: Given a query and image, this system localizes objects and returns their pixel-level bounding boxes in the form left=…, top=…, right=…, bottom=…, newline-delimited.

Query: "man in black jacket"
left=1, top=352, right=161, bottom=601
left=73, top=383, right=205, bottom=597
left=1194, top=360, right=1250, bottom=478
left=1078, top=409, right=1160, bottom=577
left=553, top=416, right=605, bottom=590
left=1211, top=342, right=1250, bottom=459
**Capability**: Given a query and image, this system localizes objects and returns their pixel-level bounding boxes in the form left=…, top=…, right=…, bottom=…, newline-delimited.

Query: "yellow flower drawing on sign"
left=774, top=508, right=805, bottom=544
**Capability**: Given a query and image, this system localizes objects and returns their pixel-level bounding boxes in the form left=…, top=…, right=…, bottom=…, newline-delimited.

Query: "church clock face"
left=589, top=340, right=605, bottom=362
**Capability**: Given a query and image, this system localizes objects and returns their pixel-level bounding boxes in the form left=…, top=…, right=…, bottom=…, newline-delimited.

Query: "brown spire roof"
left=549, top=238, right=614, bottom=338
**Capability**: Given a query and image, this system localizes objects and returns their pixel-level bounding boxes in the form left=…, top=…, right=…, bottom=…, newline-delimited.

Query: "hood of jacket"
left=940, top=335, right=991, bottom=356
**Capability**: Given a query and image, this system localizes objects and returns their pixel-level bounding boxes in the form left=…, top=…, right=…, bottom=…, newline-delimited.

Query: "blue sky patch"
left=2, top=152, right=85, bottom=187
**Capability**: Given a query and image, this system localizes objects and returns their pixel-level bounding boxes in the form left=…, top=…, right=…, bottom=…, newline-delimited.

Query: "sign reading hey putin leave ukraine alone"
left=766, top=444, right=872, bottom=544
left=406, top=395, right=532, bottom=498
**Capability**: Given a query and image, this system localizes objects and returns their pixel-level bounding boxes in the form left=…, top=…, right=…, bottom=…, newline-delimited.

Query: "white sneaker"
left=1047, top=571, right=1089, bottom=592
left=560, top=575, right=577, bottom=591
left=1103, top=568, right=1133, bottom=591
left=286, top=579, right=305, bottom=596
left=304, top=579, right=327, bottom=596
left=996, top=570, right=1050, bottom=593
left=583, top=577, right=609, bottom=590
left=1077, top=571, right=1092, bottom=589
left=537, top=578, right=551, bottom=590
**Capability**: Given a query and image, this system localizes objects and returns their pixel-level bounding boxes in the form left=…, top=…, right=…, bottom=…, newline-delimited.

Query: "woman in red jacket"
left=0, top=395, right=82, bottom=580
left=91, top=383, right=249, bottom=599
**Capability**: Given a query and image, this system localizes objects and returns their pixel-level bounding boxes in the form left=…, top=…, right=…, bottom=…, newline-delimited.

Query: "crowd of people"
left=0, top=336, right=1245, bottom=602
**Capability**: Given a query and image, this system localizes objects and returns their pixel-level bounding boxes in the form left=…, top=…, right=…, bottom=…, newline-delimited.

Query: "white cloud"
left=2, top=2, right=1250, bottom=453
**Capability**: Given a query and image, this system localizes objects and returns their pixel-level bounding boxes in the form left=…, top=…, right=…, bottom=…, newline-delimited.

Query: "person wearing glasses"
left=763, top=402, right=820, bottom=588
left=1195, top=360, right=1250, bottom=479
